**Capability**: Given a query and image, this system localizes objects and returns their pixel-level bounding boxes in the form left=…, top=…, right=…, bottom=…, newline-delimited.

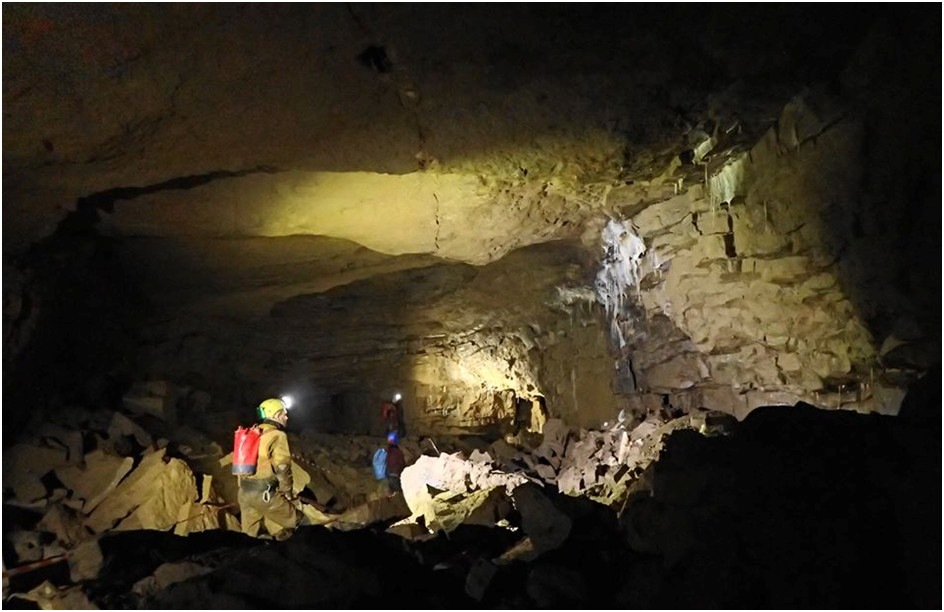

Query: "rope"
left=168, top=502, right=239, bottom=528
left=2, top=555, right=69, bottom=579
left=3, top=498, right=341, bottom=579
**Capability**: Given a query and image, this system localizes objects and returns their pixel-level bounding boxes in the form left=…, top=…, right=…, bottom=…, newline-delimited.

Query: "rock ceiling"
left=4, top=5, right=869, bottom=251
left=2, top=5, right=938, bottom=429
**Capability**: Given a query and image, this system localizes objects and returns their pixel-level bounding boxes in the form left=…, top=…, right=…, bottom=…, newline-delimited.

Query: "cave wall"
left=2, top=233, right=145, bottom=441
left=603, top=33, right=941, bottom=419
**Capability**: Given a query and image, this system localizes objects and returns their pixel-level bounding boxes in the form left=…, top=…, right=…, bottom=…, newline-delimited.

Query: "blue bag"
left=372, top=448, right=387, bottom=480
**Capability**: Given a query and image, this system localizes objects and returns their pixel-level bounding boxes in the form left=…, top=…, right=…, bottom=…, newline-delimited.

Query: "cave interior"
left=1, top=4, right=940, bottom=609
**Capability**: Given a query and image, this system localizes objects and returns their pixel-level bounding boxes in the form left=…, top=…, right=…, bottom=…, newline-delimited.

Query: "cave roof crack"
left=82, top=165, right=285, bottom=213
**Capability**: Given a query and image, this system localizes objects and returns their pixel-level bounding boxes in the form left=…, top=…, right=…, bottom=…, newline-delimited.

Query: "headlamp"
left=281, top=395, right=294, bottom=410
left=393, top=393, right=402, bottom=402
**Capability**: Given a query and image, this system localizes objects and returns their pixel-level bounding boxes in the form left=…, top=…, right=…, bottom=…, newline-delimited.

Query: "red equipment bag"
left=232, top=426, right=262, bottom=475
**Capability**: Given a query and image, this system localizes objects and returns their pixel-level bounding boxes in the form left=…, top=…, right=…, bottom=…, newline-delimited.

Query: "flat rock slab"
left=86, top=449, right=196, bottom=534
left=55, top=450, right=134, bottom=514
left=117, top=458, right=196, bottom=532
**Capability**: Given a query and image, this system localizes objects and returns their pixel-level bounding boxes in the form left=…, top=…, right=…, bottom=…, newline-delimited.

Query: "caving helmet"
left=387, top=431, right=399, bottom=445
left=258, top=398, right=287, bottom=420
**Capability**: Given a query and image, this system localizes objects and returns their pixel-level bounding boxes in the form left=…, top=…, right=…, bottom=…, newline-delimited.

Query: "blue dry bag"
left=372, top=448, right=388, bottom=480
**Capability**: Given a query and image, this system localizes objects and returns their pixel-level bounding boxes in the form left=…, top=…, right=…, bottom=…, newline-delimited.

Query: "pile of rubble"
left=4, top=382, right=239, bottom=534
left=377, top=409, right=736, bottom=601
left=393, top=409, right=736, bottom=547
left=2, top=374, right=735, bottom=606
left=287, top=432, right=508, bottom=521
left=527, top=409, right=735, bottom=504
left=1, top=382, right=243, bottom=604
left=288, top=432, right=425, bottom=510
left=3, top=380, right=449, bottom=590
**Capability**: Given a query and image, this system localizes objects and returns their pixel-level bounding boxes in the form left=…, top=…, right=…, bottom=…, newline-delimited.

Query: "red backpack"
left=232, top=426, right=262, bottom=475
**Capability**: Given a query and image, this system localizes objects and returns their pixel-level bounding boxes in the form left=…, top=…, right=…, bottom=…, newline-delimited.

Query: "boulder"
left=36, top=504, right=93, bottom=547
left=172, top=476, right=233, bottom=536
left=132, top=562, right=213, bottom=599
left=107, top=412, right=153, bottom=448
left=532, top=419, right=570, bottom=467
left=643, top=353, right=709, bottom=391
left=10, top=529, right=44, bottom=563
left=68, top=539, right=103, bottom=583
left=495, top=535, right=539, bottom=565
left=13, top=580, right=97, bottom=610
left=489, top=439, right=520, bottom=461
left=85, top=449, right=195, bottom=533
left=2, top=444, right=69, bottom=504
left=512, top=484, right=572, bottom=558
left=299, top=502, right=338, bottom=527
left=122, top=380, right=186, bottom=423
left=123, top=396, right=171, bottom=422
left=35, top=424, right=85, bottom=465
left=327, top=495, right=410, bottom=531
left=469, top=449, right=493, bottom=463
left=116, top=458, right=197, bottom=532
left=629, top=415, right=664, bottom=442
left=534, top=464, right=557, bottom=483
left=400, top=453, right=528, bottom=534
left=465, top=558, right=498, bottom=601
left=55, top=450, right=134, bottom=514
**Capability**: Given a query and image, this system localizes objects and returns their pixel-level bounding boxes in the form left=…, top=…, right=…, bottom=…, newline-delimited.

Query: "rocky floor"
left=3, top=368, right=939, bottom=608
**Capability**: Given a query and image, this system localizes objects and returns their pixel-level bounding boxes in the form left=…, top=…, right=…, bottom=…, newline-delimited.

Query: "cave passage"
left=1, top=4, right=939, bottom=609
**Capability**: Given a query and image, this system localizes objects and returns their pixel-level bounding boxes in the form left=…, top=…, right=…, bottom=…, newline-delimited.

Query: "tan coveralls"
left=238, top=422, right=297, bottom=539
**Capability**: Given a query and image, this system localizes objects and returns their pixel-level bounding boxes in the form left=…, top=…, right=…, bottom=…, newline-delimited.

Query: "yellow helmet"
left=258, top=398, right=287, bottom=420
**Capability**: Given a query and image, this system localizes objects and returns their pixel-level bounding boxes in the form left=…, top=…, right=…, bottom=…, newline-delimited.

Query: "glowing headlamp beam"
left=281, top=395, right=294, bottom=410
